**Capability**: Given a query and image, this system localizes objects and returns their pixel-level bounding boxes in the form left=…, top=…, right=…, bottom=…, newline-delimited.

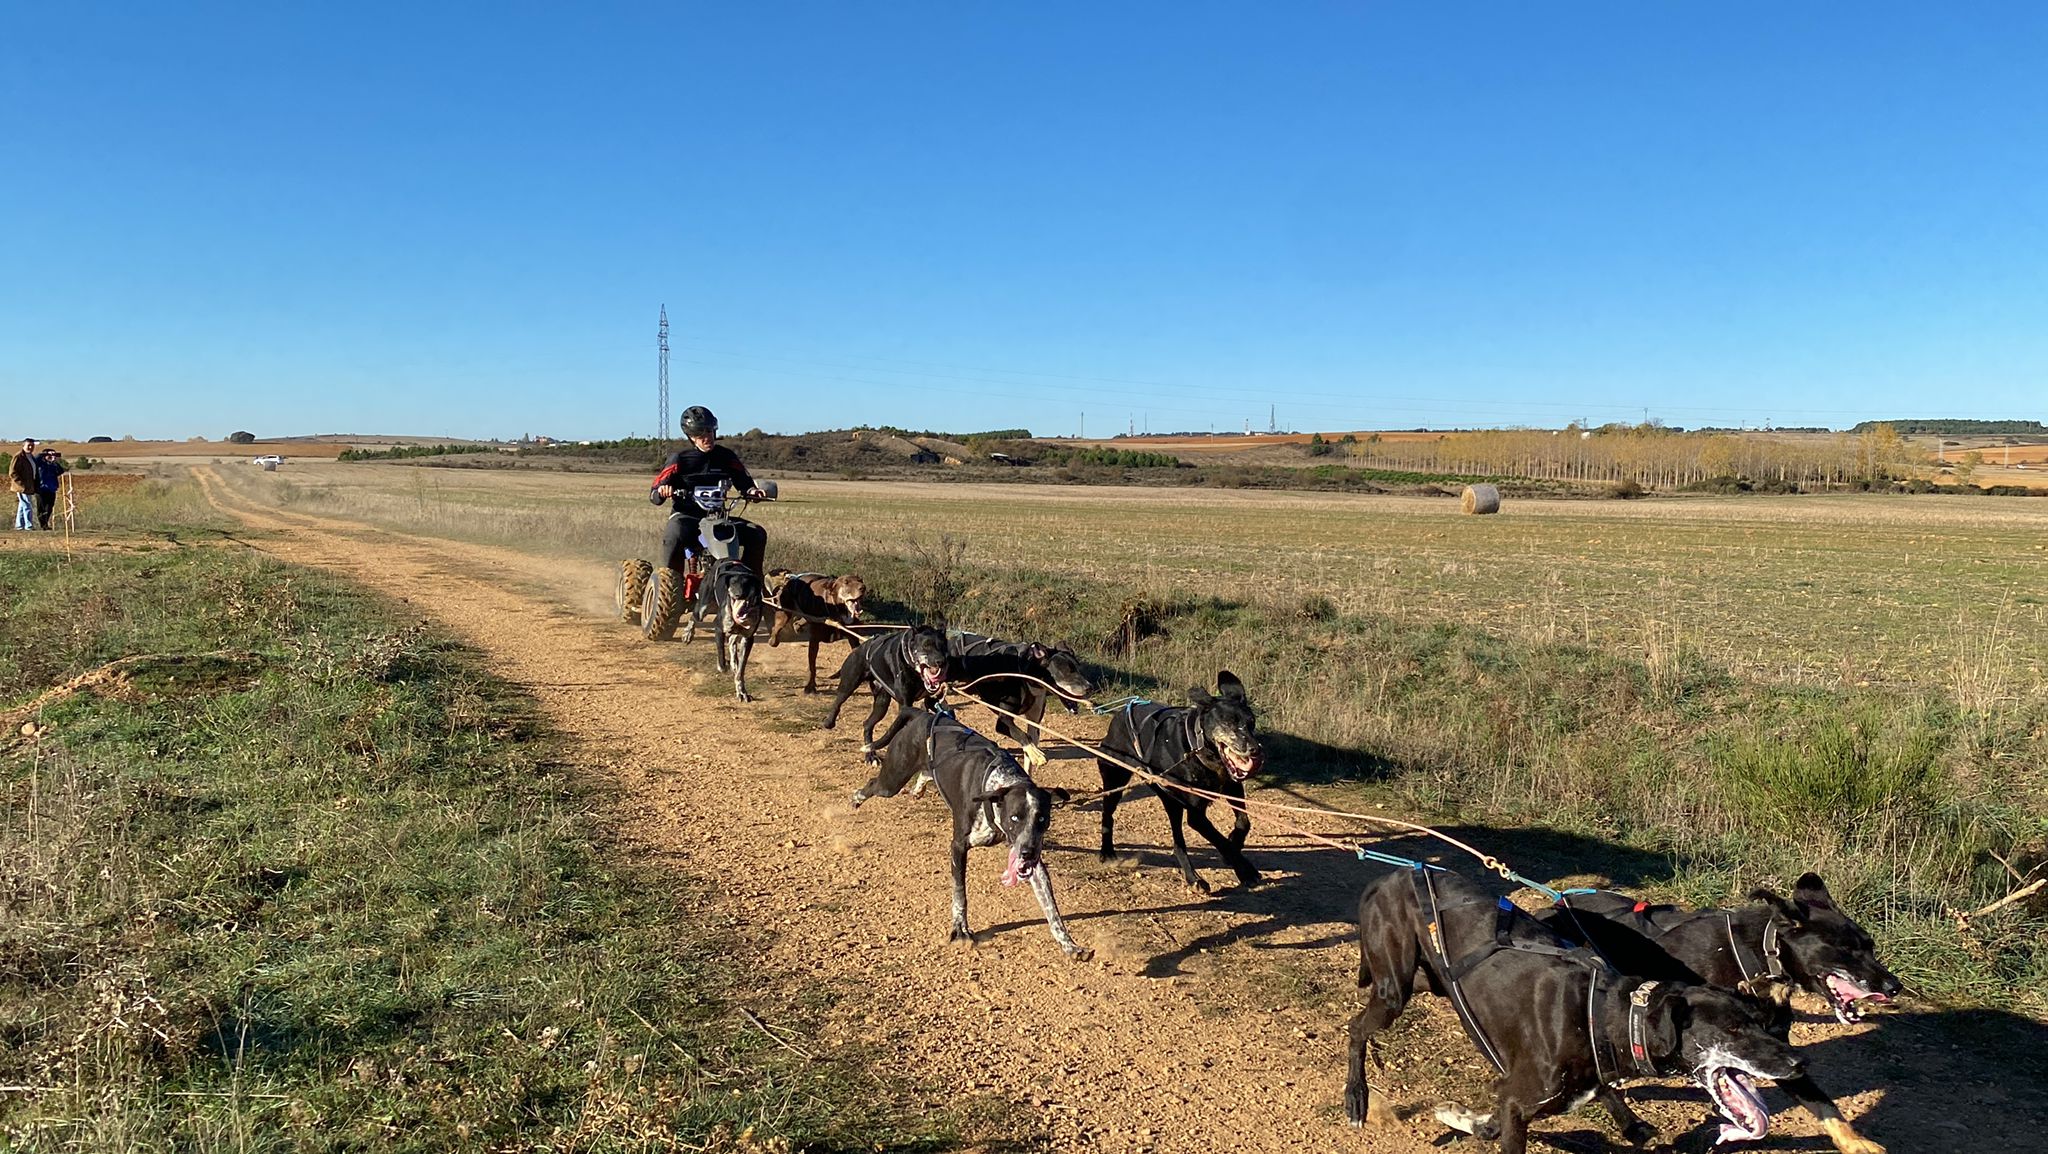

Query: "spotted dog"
left=683, top=558, right=766, bottom=702
left=820, top=625, right=950, bottom=759
left=1344, top=869, right=1805, bottom=1154
left=1095, top=671, right=1264, bottom=892
left=946, top=630, right=1095, bottom=766
left=766, top=570, right=867, bottom=693
left=1538, top=874, right=1901, bottom=1153
left=850, top=709, right=1091, bottom=960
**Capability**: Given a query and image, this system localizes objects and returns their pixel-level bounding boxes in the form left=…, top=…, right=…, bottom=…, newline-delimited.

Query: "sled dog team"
left=627, top=422, right=1897, bottom=1153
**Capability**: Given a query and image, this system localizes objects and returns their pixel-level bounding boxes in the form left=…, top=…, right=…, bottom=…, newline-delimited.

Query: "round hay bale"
left=1461, top=484, right=1501, bottom=515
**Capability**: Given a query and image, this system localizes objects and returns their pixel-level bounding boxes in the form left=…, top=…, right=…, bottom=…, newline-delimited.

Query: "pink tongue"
left=1001, top=850, right=1025, bottom=887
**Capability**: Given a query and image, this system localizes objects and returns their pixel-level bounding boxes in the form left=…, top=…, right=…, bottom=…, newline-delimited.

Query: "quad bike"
left=616, top=474, right=776, bottom=642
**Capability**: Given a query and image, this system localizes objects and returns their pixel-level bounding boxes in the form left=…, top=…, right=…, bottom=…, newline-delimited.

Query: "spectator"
left=9, top=438, right=37, bottom=531
left=36, top=448, right=67, bottom=530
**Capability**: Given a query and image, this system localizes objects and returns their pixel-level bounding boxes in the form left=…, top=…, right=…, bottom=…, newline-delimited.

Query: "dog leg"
left=731, top=634, right=753, bottom=703
left=948, top=839, right=974, bottom=944
left=1162, top=800, right=1208, bottom=893
left=851, top=749, right=920, bottom=810
left=820, top=659, right=863, bottom=729
left=1184, top=801, right=1260, bottom=887
left=803, top=637, right=823, bottom=692
left=1430, top=1105, right=1491, bottom=1136
left=869, top=705, right=915, bottom=756
left=714, top=619, right=730, bottom=672
left=1594, top=1086, right=1656, bottom=1146
left=858, top=691, right=892, bottom=762
left=1820, top=1117, right=1885, bottom=1154
left=1096, top=759, right=1131, bottom=862
left=1345, top=999, right=1403, bottom=1126
left=1026, top=866, right=1092, bottom=961
left=1777, top=1076, right=1884, bottom=1154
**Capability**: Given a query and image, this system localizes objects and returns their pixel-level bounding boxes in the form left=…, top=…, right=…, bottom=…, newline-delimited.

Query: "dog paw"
left=848, top=792, right=867, bottom=810
left=1822, top=1121, right=1884, bottom=1154
left=735, top=691, right=753, bottom=703
left=801, top=685, right=819, bottom=694
left=1067, top=947, right=1095, bottom=963
left=948, top=928, right=977, bottom=947
left=1235, top=869, right=1263, bottom=888
left=1621, top=1120, right=1658, bottom=1146
left=1187, top=878, right=1212, bottom=895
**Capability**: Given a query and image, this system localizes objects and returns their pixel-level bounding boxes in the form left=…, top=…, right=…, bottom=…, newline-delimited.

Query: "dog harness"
left=1120, top=701, right=1209, bottom=778
left=1409, top=868, right=1665, bottom=1085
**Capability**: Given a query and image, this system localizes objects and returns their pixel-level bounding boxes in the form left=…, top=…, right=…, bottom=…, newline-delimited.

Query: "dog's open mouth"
left=1000, top=848, right=1039, bottom=887
left=1824, top=972, right=1893, bottom=1023
left=1704, top=1065, right=1770, bottom=1144
left=1219, top=744, right=1262, bottom=782
left=917, top=662, right=948, bottom=695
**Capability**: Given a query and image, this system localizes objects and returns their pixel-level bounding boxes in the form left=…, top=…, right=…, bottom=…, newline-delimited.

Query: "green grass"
left=1, top=540, right=965, bottom=1151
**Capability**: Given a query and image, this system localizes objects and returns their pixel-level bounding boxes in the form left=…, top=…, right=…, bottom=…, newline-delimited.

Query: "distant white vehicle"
left=253, top=454, right=284, bottom=469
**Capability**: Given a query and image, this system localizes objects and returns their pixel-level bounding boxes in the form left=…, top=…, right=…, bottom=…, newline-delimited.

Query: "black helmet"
left=681, top=406, right=718, bottom=438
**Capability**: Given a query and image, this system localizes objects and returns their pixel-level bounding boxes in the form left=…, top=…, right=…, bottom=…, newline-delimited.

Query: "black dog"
left=1344, top=869, right=1805, bottom=1154
left=849, top=709, right=1091, bottom=960
left=1096, top=671, right=1264, bottom=892
left=820, top=626, right=950, bottom=759
left=947, top=630, right=1095, bottom=767
left=683, top=558, right=766, bottom=701
left=1538, top=874, right=1900, bottom=1154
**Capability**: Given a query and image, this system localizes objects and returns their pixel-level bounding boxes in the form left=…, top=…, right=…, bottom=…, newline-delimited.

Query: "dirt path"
left=187, top=468, right=2024, bottom=1153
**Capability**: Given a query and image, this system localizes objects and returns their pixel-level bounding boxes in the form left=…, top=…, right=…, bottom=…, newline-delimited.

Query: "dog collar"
left=1726, top=912, right=1789, bottom=990
left=1626, top=980, right=1664, bottom=1077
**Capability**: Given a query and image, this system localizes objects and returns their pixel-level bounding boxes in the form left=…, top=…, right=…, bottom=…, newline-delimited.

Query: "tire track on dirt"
left=189, top=467, right=1926, bottom=1154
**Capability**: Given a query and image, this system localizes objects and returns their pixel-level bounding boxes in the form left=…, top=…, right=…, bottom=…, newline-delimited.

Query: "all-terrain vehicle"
left=616, top=474, right=777, bottom=641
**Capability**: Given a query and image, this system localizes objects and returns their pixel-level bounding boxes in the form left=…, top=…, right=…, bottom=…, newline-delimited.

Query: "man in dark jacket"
left=649, top=406, right=768, bottom=576
left=9, top=439, right=38, bottom=531
left=35, top=449, right=67, bottom=530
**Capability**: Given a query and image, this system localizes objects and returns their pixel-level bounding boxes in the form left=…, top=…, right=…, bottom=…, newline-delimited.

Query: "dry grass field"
left=185, top=461, right=2048, bottom=1014
left=205, top=461, right=2048, bottom=695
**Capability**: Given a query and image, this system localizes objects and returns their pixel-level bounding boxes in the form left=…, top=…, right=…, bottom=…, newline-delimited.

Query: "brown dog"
left=766, top=570, right=868, bottom=691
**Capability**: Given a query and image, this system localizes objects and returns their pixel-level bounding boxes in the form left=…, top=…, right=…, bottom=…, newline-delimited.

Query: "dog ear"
left=1045, top=786, right=1072, bottom=807
left=1216, top=670, right=1247, bottom=701
left=1792, top=873, right=1836, bottom=912
left=1748, top=886, right=1805, bottom=927
left=1188, top=687, right=1214, bottom=705
left=1026, top=643, right=1049, bottom=662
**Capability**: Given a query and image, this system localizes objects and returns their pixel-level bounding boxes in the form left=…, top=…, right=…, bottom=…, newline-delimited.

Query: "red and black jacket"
left=650, top=444, right=754, bottom=516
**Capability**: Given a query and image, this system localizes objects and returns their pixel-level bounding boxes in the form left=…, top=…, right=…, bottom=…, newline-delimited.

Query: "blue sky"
left=4, top=3, right=2045, bottom=440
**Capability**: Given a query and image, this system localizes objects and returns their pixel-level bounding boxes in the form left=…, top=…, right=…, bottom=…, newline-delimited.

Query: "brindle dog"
left=766, top=570, right=867, bottom=692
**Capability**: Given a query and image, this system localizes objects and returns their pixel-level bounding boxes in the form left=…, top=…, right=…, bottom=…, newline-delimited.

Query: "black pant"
left=35, top=490, right=54, bottom=529
left=661, top=514, right=766, bottom=574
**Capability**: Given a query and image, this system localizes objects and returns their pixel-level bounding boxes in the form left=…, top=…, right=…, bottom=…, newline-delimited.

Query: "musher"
left=650, top=406, right=769, bottom=597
